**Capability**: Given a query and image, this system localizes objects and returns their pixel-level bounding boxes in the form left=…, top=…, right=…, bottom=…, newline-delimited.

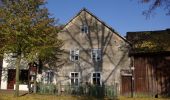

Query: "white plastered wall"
left=0, top=53, right=29, bottom=91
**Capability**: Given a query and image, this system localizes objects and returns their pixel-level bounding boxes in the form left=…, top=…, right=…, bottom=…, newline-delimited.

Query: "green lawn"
left=0, top=91, right=169, bottom=100
left=0, top=93, right=100, bottom=100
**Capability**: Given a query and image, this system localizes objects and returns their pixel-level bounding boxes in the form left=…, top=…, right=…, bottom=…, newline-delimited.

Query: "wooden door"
left=121, top=76, right=132, bottom=96
left=7, top=69, right=16, bottom=89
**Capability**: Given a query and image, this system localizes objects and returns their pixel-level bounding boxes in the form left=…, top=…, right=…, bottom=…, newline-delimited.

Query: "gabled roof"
left=127, top=29, right=170, bottom=55
left=62, top=8, right=129, bottom=44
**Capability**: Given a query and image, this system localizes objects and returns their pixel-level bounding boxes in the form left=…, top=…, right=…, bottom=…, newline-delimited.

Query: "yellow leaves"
left=135, top=41, right=157, bottom=49
left=0, top=0, right=62, bottom=63
left=134, top=39, right=164, bottom=52
left=131, top=30, right=170, bottom=53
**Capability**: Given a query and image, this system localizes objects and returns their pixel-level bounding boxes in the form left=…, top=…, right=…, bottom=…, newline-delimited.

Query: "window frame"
left=46, top=70, right=54, bottom=84
left=70, top=49, right=79, bottom=61
left=91, top=72, right=102, bottom=86
left=91, top=48, right=101, bottom=61
left=42, top=70, right=54, bottom=84
left=70, top=72, right=80, bottom=86
left=80, top=24, right=89, bottom=34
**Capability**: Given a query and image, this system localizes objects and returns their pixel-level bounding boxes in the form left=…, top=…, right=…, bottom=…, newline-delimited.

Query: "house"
left=0, top=8, right=131, bottom=95
left=57, top=8, right=131, bottom=94
left=126, top=29, right=170, bottom=97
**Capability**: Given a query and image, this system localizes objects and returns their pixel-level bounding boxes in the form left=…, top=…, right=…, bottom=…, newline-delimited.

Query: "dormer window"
left=70, top=49, right=79, bottom=61
left=81, top=24, right=89, bottom=34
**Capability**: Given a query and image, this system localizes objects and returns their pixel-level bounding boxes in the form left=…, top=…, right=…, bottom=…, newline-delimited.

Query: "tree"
left=0, top=0, right=62, bottom=97
left=139, top=0, right=170, bottom=17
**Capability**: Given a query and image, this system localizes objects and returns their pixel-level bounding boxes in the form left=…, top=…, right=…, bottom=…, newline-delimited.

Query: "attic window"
left=81, top=24, right=89, bottom=34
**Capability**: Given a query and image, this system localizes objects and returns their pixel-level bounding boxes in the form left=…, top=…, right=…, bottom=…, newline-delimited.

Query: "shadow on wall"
left=55, top=9, right=130, bottom=97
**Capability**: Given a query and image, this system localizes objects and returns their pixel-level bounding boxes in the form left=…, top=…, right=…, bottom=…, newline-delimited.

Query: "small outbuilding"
left=126, top=29, right=170, bottom=97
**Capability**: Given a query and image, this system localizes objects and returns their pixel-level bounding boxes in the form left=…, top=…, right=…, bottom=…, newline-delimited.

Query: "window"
left=81, top=24, right=89, bottom=34
left=70, top=49, right=79, bottom=61
left=92, top=72, right=101, bottom=85
left=91, top=49, right=101, bottom=61
left=42, top=70, right=54, bottom=84
left=70, top=72, right=80, bottom=86
left=19, top=70, right=29, bottom=84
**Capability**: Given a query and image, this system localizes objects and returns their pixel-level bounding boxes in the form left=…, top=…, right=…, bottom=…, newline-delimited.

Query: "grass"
left=0, top=94, right=98, bottom=100
left=119, top=96, right=170, bottom=100
left=0, top=93, right=109, bottom=100
left=0, top=90, right=170, bottom=100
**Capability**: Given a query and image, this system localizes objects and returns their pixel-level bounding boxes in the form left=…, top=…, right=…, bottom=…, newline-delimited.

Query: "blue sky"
left=45, top=0, right=170, bottom=36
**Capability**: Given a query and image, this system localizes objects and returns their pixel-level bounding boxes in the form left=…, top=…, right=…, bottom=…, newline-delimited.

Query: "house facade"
left=56, top=8, right=131, bottom=94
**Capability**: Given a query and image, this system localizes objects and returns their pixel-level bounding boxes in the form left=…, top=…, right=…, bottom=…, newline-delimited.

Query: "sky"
left=45, top=0, right=170, bottom=37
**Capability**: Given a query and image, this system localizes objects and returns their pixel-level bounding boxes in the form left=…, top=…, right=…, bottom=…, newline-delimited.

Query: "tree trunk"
left=14, top=54, right=21, bottom=97
left=33, top=75, right=37, bottom=93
